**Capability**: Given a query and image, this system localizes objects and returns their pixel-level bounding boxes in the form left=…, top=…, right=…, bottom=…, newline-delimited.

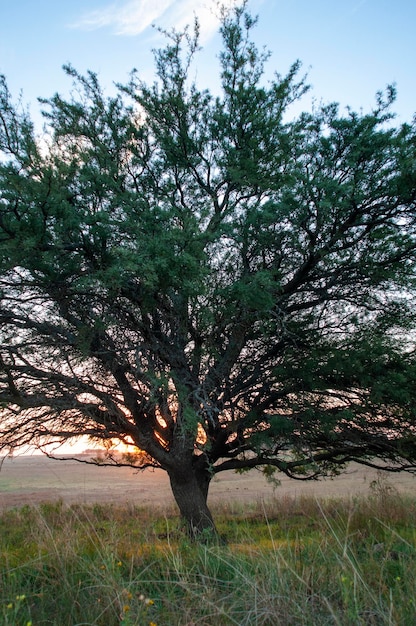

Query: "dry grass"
left=1, top=476, right=416, bottom=625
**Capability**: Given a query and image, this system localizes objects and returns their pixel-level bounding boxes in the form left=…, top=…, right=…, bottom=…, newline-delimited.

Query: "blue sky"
left=0, top=0, right=415, bottom=128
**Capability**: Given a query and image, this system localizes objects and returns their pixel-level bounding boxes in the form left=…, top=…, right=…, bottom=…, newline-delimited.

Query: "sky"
left=1, top=0, right=415, bottom=130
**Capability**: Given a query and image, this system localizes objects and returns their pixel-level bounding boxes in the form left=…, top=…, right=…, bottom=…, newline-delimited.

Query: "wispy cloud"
left=70, top=0, right=238, bottom=42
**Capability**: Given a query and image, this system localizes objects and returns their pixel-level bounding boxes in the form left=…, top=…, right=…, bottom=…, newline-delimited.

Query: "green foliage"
left=1, top=2, right=416, bottom=533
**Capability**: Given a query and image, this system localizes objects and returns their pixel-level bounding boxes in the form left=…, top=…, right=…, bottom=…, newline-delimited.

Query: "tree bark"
left=168, top=464, right=217, bottom=539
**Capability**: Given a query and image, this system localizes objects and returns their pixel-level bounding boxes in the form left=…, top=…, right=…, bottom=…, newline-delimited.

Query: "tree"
left=1, top=4, right=416, bottom=537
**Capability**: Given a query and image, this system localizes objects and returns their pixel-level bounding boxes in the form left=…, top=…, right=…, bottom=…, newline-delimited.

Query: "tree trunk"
left=168, top=464, right=217, bottom=539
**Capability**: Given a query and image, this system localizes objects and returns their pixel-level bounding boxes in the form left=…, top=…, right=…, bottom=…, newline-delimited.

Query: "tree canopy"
left=1, top=4, right=416, bottom=535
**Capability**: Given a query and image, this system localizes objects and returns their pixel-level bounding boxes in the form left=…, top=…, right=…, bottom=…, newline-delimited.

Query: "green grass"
left=1, top=478, right=416, bottom=625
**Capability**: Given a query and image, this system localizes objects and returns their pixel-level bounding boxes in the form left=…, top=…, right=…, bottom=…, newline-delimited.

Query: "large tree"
left=1, top=5, right=416, bottom=536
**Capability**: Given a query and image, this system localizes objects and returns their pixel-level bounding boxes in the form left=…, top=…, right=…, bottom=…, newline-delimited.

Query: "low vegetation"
left=1, top=477, right=416, bottom=625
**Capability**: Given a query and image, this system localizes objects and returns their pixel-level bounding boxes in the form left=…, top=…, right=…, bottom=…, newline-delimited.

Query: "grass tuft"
left=1, top=485, right=416, bottom=625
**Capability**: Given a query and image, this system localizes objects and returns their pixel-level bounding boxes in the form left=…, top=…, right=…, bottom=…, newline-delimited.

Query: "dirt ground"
left=1, top=454, right=416, bottom=511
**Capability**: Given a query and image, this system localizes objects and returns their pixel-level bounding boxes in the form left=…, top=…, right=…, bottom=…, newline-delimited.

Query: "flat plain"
left=1, top=454, right=416, bottom=510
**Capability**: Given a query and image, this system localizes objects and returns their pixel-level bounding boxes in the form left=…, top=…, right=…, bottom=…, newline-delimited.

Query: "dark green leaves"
left=1, top=3, right=416, bottom=482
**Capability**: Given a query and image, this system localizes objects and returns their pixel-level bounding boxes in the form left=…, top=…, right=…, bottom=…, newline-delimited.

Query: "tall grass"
left=1, top=476, right=416, bottom=625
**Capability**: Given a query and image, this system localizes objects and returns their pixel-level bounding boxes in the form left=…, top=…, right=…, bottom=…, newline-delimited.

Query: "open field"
left=2, top=489, right=416, bottom=624
left=1, top=454, right=416, bottom=509
left=2, top=456, right=416, bottom=624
